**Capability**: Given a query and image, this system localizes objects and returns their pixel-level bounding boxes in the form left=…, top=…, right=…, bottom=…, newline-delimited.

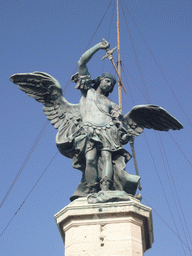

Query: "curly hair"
left=92, top=73, right=116, bottom=96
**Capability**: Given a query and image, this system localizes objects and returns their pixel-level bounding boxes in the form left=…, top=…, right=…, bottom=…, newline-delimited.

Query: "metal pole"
left=116, top=1, right=141, bottom=190
left=117, top=0, right=122, bottom=110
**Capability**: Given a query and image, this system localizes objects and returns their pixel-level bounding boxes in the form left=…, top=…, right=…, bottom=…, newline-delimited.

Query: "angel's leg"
left=85, top=147, right=99, bottom=192
left=100, top=150, right=113, bottom=191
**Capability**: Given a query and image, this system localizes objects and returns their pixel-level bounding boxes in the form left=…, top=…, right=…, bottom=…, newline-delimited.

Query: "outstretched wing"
left=124, top=104, right=183, bottom=138
left=9, top=71, right=80, bottom=129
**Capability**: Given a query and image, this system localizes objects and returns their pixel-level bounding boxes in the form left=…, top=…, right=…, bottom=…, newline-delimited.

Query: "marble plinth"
left=54, top=197, right=154, bottom=256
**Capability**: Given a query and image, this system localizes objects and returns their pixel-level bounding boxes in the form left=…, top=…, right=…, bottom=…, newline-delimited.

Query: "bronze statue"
left=9, top=40, right=183, bottom=202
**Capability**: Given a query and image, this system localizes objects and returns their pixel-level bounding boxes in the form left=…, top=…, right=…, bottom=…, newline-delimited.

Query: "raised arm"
left=78, top=39, right=110, bottom=76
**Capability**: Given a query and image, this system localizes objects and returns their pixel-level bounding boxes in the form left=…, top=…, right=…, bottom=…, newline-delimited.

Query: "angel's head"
left=92, top=73, right=116, bottom=96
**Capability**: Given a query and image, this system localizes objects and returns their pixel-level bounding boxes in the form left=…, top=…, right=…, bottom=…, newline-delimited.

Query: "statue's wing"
left=124, top=104, right=183, bottom=138
left=9, top=71, right=80, bottom=129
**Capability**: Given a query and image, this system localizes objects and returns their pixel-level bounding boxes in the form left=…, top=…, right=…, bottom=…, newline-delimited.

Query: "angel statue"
left=10, top=39, right=183, bottom=203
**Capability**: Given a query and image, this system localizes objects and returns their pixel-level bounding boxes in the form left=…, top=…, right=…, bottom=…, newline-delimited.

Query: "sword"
left=129, top=139, right=142, bottom=191
left=101, top=39, right=127, bottom=94
left=102, top=39, right=141, bottom=190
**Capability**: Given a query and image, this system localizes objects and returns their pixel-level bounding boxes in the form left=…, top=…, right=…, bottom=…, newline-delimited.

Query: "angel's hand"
left=121, top=134, right=129, bottom=144
left=121, top=133, right=135, bottom=143
left=99, top=38, right=110, bottom=49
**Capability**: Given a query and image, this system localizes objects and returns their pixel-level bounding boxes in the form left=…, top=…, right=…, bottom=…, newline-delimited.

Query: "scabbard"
left=129, top=139, right=142, bottom=191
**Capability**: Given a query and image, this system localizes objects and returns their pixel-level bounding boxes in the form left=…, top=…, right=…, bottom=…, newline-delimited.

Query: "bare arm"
left=78, top=39, right=110, bottom=76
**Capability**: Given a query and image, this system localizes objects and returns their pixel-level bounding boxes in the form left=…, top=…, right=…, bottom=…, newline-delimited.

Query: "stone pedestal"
left=54, top=197, right=154, bottom=256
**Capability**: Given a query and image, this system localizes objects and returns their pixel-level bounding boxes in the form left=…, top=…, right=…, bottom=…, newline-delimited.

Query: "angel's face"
left=99, top=77, right=114, bottom=93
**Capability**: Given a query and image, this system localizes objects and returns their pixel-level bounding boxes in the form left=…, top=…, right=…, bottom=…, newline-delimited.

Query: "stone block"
left=54, top=197, right=154, bottom=256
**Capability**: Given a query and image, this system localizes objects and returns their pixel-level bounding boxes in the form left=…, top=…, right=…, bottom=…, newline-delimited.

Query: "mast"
left=116, top=0, right=142, bottom=190
left=117, top=0, right=122, bottom=110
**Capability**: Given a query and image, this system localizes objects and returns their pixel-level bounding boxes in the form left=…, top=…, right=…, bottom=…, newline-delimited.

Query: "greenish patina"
left=9, top=39, right=183, bottom=203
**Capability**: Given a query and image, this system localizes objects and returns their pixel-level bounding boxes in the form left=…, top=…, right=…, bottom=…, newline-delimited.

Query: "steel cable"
left=121, top=0, right=192, bottom=130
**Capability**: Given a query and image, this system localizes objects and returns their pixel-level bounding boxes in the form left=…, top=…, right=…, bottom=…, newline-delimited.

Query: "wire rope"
left=144, top=133, right=188, bottom=255
left=0, top=151, right=58, bottom=237
left=121, top=0, right=192, bottom=130
left=120, top=3, right=192, bottom=172
left=122, top=60, right=189, bottom=253
left=1, top=0, right=113, bottom=209
left=86, top=0, right=114, bottom=51
left=142, top=196, right=192, bottom=254
left=123, top=50, right=188, bottom=248
left=1, top=0, right=115, bottom=234
left=0, top=120, right=49, bottom=209
left=107, top=0, right=116, bottom=44
left=121, top=62, right=149, bottom=102
left=63, top=0, right=114, bottom=95
left=120, top=0, right=150, bottom=103
left=2, top=4, right=191, bottom=256
left=158, top=133, right=192, bottom=248
left=102, top=0, right=116, bottom=74
left=122, top=59, right=190, bottom=252
left=115, top=1, right=191, bottom=254
left=117, top=4, right=192, bottom=252
left=121, top=64, right=136, bottom=104
left=168, top=132, right=192, bottom=169
left=1, top=77, right=71, bottom=209
left=156, top=132, right=192, bottom=254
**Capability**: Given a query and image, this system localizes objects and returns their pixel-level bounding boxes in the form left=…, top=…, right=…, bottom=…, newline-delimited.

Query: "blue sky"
left=1, top=0, right=192, bottom=255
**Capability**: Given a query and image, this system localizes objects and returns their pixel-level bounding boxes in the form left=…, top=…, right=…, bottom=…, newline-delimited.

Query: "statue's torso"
left=79, top=88, right=112, bottom=126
